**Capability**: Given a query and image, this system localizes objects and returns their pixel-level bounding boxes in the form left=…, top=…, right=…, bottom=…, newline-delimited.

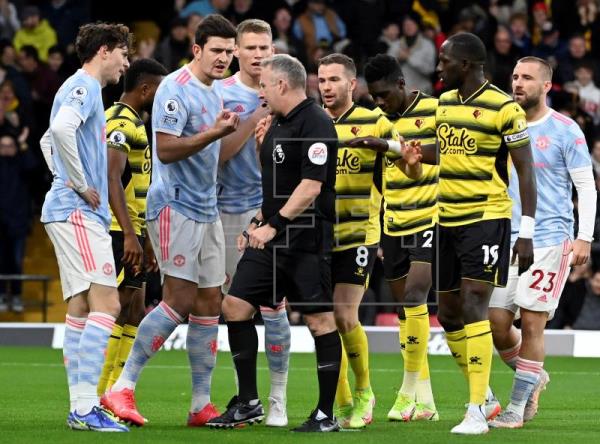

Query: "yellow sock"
left=465, top=320, right=493, bottom=405
left=341, top=323, right=370, bottom=390
left=404, top=305, right=429, bottom=373
left=398, top=318, right=407, bottom=361
left=335, top=339, right=353, bottom=407
left=98, top=324, right=122, bottom=395
left=107, top=324, right=137, bottom=390
left=445, top=328, right=468, bottom=379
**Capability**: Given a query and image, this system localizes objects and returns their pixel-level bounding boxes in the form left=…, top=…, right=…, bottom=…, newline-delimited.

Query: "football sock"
left=398, top=318, right=407, bottom=361
left=498, top=335, right=522, bottom=371
left=401, top=305, right=430, bottom=397
left=341, top=323, right=370, bottom=390
left=315, top=331, right=342, bottom=418
left=335, top=340, right=352, bottom=407
left=188, top=315, right=219, bottom=412
left=445, top=328, right=468, bottom=379
left=107, top=324, right=137, bottom=390
left=227, top=319, right=259, bottom=403
left=465, top=320, right=493, bottom=405
left=416, top=355, right=435, bottom=406
left=261, top=306, right=290, bottom=401
left=506, top=357, right=543, bottom=417
left=97, top=324, right=122, bottom=395
left=76, top=312, right=116, bottom=415
left=64, top=314, right=86, bottom=412
left=112, top=301, right=183, bottom=391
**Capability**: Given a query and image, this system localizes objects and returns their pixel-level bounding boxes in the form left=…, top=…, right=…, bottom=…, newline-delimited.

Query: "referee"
left=207, top=54, right=341, bottom=432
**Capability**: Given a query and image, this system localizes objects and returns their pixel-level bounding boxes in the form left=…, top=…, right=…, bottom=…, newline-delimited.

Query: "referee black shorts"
left=110, top=230, right=146, bottom=290
left=228, top=245, right=333, bottom=314
left=432, top=219, right=510, bottom=292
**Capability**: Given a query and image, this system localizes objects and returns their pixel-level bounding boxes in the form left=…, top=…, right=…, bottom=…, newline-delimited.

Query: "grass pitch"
left=1, top=346, right=599, bottom=443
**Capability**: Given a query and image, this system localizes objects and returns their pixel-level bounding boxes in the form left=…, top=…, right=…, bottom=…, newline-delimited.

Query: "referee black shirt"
left=260, top=98, right=338, bottom=253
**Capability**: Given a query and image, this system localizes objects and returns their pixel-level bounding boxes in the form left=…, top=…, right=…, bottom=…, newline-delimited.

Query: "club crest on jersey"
left=536, top=135, right=550, bottom=150
left=437, top=123, right=477, bottom=155
left=273, top=144, right=285, bottom=163
left=414, top=119, right=424, bottom=128
left=351, top=126, right=361, bottom=135
left=473, top=109, right=482, bottom=119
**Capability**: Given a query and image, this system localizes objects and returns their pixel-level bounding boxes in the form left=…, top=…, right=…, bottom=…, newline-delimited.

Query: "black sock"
left=314, top=330, right=341, bottom=418
left=227, top=319, right=258, bottom=403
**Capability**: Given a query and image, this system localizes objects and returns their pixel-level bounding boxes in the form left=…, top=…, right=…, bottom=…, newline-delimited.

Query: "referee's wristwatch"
left=250, top=216, right=263, bottom=227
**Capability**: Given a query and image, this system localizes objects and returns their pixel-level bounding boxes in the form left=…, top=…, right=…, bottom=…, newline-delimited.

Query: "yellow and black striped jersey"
left=384, top=92, right=439, bottom=236
left=436, top=81, right=529, bottom=227
left=106, top=102, right=151, bottom=235
left=333, top=105, right=396, bottom=251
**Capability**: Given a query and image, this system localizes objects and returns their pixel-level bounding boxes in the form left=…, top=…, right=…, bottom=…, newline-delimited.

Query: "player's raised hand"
left=402, top=140, right=423, bottom=166
left=512, top=237, right=534, bottom=275
left=214, top=109, right=240, bottom=136
left=255, top=114, right=272, bottom=147
left=569, top=239, right=591, bottom=266
left=122, top=233, right=144, bottom=269
left=346, top=136, right=389, bottom=152
left=78, top=187, right=100, bottom=210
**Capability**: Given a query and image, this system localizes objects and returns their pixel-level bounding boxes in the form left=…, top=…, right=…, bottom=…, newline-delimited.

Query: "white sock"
left=399, top=371, right=419, bottom=398
left=269, top=370, right=287, bottom=401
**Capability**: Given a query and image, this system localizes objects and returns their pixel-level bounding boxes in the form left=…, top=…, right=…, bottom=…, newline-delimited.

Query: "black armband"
left=250, top=216, right=263, bottom=227
left=267, top=212, right=291, bottom=234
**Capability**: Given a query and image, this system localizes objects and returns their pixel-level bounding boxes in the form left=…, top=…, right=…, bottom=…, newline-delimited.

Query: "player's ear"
left=349, top=77, right=357, bottom=93
left=233, top=44, right=240, bottom=59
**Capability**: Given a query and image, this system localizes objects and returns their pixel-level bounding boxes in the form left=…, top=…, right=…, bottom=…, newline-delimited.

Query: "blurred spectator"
left=186, top=13, right=204, bottom=43
left=377, top=21, right=401, bottom=57
left=16, top=45, right=61, bottom=110
left=556, top=34, right=600, bottom=86
left=0, top=37, right=16, bottom=68
left=486, top=25, right=521, bottom=93
left=226, top=0, right=257, bottom=26
left=306, top=72, right=321, bottom=103
left=353, top=75, right=374, bottom=109
left=547, top=264, right=590, bottom=329
left=531, top=1, right=552, bottom=47
left=591, top=137, right=600, bottom=176
left=395, top=12, right=436, bottom=95
left=40, top=0, right=90, bottom=56
left=0, top=0, right=19, bottom=40
left=509, top=12, right=532, bottom=56
left=178, top=0, right=231, bottom=18
left=46, top=45, right=71, bottom=83
left=573, top=0, right=600, bottom=55
left=153, top=16, right=192, bottom=72
left=564, top=62, right=600, bottom=126
left=0, top=133, right=36, bottom=313
left=452, top=5, right=494, bottom=44
left=293, top=0, right=348, bottom=61
left=532, top=23, right=568, bottom=70
left=271, top=6, right=304, bottom=61
left=572, top=270, right=600, bottom=329
left=13, top=5, right=57, bottom=62
left=0, top=80, right=29, bottom=141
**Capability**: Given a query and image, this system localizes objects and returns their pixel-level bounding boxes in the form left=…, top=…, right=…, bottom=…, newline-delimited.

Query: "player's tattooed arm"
left=510, top=144, right=537, bottom=274
left=156, top=109, right=239, bottom=163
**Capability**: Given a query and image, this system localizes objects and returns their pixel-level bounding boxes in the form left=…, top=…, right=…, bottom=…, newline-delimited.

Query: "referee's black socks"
left=227, top=319, right=259, bottom=402
left=314, top=330, right=342, bottom=418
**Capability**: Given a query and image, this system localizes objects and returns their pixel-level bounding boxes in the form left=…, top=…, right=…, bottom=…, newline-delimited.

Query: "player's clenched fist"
left=255, top=114, right=272, bottom=147
left=214, top=108, right=240, bottom=136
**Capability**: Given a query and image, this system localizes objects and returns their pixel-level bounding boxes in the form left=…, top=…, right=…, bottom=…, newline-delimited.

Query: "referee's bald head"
left=260, top=54, right=306, bottom=90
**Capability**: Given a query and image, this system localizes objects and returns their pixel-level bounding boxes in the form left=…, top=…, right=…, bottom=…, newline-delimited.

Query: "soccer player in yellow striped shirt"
left=359, top=53, right=440, bottom=423
left=97, top=59, right=167, bottom=398
left=409, top=33, right=537, bottom=434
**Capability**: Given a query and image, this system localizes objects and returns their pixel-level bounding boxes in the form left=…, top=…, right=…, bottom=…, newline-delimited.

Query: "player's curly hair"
left=123, top=58, right=168, bottom=92
left=364, top=54, right=404, bottom=84
left=75, top=22, right=132, bottom=64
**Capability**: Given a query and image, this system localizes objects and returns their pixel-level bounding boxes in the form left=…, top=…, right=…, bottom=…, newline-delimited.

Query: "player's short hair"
left=75, top=22, right=132, bottom=64
left=261, top=54, right=306, bottom=90
left=517, top=56, right=553, bottom=81
left=446, top=32, right=487, bottom=64
left=19, top=44, right=39, bottom=62
left=123, top=58, right=168, bottom=93
left=364, top=54, right=404, bottom=84
left=195, top=14, right=237, bottom=48
left=236, top=19, right=272, bottom=42
left=317, top=53, right=356, bottom=77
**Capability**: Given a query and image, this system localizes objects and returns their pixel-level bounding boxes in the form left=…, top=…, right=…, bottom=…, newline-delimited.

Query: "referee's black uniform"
left=226, top=97, right=343, bottom=430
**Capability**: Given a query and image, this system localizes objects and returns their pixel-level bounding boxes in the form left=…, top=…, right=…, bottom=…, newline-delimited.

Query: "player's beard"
left=516, top=90, right=542, bottom=111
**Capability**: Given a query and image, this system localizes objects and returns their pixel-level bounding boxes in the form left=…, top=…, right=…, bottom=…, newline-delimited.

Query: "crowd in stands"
left=1, top=0, right=600, bottom=327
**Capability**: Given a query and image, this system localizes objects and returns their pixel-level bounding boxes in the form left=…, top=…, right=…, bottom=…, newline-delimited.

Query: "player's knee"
left=403, top=284, right=429, bottom=305
left=333, top=306, right=357, bottom=333
left=520, top=317, right=545, bottom=341
left=104, top=298, right=121, bottom=319
left=222, top=296, right=253, bottom=321
left=304, top=312, right=336, bottom=336
left=437, top=308, right=463, bottom=332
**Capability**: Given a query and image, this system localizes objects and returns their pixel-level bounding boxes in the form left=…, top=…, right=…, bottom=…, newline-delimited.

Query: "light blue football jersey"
left=510, top=109, right=592, bottom=247
left=41, top=69, right=109, bottom=228
left=147, top=66, right=223, bottom=223
left=217, top=73, right=262, bottom=214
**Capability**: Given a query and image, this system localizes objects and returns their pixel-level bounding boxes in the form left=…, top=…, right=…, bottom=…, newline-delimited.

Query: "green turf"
left=1, top=347, right=599, bottom=443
